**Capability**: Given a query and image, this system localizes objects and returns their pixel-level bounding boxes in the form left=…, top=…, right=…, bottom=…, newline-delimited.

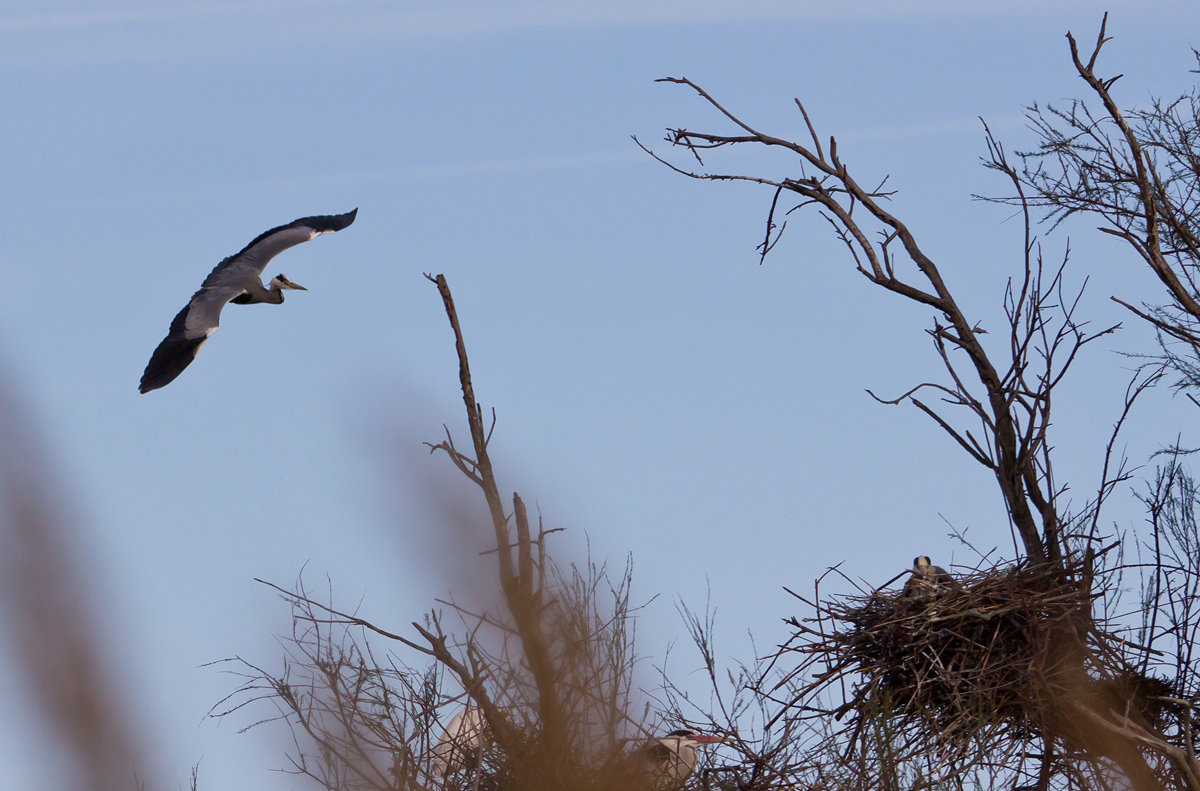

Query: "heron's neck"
left=254, top=281, right=286, bottom=304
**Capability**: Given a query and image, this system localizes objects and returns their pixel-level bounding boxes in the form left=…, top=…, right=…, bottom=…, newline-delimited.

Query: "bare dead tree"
left=1018, top=13, right=1200, bottom=396
left=1014, top=13, right=1200, bottom=787
left=637, top=79, right=1116, bottom=569
left=639, top=37, right=1197, bottom=789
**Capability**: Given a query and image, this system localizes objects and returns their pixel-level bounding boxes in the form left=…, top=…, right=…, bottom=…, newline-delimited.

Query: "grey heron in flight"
left=903, top=555, right=959, bottom=600
left=641, top=728, right=725, bottom=787
left=138, top=209, right=357, bottom=393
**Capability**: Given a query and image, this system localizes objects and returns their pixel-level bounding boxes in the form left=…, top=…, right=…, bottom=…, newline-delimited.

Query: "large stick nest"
left=789, top=560, right=1174, bottom=753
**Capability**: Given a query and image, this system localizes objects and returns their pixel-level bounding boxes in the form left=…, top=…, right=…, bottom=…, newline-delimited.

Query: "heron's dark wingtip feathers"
left=328, top=207, right=355, bottom=231
left=233, top=208, right=359, bottom=258
left=312, top=208, right=357, bottom=233
left=139, top=334, right=207, bottom=393
left=139, top=304, right=206, bottom=393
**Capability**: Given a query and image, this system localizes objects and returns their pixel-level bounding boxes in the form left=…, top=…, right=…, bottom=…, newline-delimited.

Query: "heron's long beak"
left=281, top=279, right=307, bottom=291
left=693, top=734, right=728, bottom=745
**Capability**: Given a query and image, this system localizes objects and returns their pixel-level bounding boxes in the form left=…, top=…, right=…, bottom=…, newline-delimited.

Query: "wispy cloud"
left=0, top=0, right=342, bottom=32
left=846, top=112, right=1028, bottom=143
left=63, top=148, right=646, bottom=211
left=0, top=0, right=1157, bottom=69
left=0, top=0, right=1152, bottom=34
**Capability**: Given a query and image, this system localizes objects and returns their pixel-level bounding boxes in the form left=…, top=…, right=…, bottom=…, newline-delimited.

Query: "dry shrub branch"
left=211, top=276, right=677, bottom=791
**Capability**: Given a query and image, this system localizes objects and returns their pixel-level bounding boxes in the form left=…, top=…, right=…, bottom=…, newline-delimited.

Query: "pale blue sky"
left=3, top=2, right=1199, bottom=789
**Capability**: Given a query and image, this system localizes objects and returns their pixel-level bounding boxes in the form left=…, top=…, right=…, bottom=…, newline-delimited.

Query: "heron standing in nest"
left=903, top=555, right=960, bottom=601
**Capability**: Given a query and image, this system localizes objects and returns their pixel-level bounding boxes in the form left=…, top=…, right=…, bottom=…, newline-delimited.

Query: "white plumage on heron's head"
left=269, top=273, right=307, bottom=291
left=642, top=728, right=725, bottom=786
left=430, top=705, right=489, bottom=777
